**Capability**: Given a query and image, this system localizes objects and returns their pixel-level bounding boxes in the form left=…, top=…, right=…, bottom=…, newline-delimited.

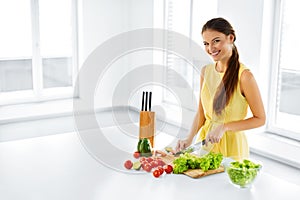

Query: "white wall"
left=217, top=0, right=264, bottom=77
left=78, top=0, right=153, bottom=110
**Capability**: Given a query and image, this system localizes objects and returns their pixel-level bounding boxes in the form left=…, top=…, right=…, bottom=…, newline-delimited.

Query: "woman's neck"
left=216, top=61, right=227, bottom=73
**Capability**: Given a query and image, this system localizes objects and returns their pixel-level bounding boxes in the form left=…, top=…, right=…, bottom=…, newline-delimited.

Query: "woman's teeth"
left=211, top=51, right=220, bottom=56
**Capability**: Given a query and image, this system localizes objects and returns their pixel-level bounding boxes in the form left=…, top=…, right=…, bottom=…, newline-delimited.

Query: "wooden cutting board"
left=159, top=154, right=224, bottom=178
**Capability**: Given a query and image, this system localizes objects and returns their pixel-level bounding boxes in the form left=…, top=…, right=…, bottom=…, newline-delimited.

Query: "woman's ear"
left=229, top=34, right=235, bottom=43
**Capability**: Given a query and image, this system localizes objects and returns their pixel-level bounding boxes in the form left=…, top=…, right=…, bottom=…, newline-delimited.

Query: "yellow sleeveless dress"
left=197, top=63, right=249, bottom=160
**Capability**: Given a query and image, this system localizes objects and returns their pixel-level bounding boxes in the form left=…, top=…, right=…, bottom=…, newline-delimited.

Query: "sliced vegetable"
left=133, top=161, right=142, bottom=170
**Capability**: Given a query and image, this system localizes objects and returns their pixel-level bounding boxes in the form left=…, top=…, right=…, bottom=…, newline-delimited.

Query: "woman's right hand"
left=175, top=138, right=193, bottom=153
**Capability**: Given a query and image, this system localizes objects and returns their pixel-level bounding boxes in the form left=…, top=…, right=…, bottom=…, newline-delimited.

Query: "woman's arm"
left=176, top=66, right=206, bottom=151
left=225, top=70, right=266, bottom=131
left=207, top=70, right=266, bottom=143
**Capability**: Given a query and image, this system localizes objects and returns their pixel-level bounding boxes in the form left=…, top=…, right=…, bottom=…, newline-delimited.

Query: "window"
left=0, top=0, right=78, bottom=105
left=163, top=0, right=216, bottom=110
left=269, top=0, right=300, bottom=140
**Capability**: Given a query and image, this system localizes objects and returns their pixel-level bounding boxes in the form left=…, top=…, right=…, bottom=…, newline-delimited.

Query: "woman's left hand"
left=206, top=124, right=226, bottom=144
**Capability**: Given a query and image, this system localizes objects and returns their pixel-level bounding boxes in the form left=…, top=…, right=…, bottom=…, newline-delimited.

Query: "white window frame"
left=0, top=0, right=79, bottom=106
left=162, top=0, right=217, bottom=111
left=267, top=0, right=300, bottom=141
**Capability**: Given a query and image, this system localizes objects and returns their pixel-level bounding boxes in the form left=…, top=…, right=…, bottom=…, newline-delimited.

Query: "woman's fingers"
left=207, top=134, right=221, bottom=143
left=175, top=140, right=181, bottom=152
left=176, top=140, right=186, bottom=152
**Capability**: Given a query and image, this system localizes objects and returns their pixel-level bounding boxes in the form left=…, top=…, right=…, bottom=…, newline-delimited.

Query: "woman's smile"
left=210, top=50, right=221, bottom=57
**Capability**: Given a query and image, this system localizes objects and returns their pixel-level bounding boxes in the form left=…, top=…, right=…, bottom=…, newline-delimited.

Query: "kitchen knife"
left=145, top=92, right=148, bottom=111
left=174, top=140, right=214, bottom=157
left=141, top=91, right=145, bottom=111
left=149, top=92, right=152, bottom=111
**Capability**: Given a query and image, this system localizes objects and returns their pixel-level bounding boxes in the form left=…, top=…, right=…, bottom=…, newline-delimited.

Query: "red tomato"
left=157, top=166, right=164, bottom=175
left=144, top=163, right=152, bottom=172
left=139, top=157, right=146, bottom=162
left=146, top=157, right=153, bottom=163
left=133, top=151, right=140, bottom=159
left=164, top=165, right=173, bottom=174
left=141, top=161, right=146, bottom=169
left=153, top=169, right=160, bottom=178
left=124, top=160, right=133, bottom=170
left=150, top=160, right=158, bottom=168
left=157, top=160, right=166, bottom=166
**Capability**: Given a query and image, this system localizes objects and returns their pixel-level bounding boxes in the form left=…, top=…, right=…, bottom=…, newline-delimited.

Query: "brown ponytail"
left=202, top=18, right=240, bottom=115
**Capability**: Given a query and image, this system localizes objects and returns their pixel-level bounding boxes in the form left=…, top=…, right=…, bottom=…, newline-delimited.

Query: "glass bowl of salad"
left=225, top=159, right=262, bottom=188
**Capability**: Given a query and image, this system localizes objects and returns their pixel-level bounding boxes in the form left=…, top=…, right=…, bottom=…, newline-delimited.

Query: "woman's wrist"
left=186, top=133, right=195, bottom=144
left=223, top=123, right=230, bottom=132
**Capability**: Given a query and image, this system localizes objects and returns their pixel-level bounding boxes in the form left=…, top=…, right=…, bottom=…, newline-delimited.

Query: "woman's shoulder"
left=239, top=63, right=251, bottom=79
left=239, top=63, right=255, bottom=83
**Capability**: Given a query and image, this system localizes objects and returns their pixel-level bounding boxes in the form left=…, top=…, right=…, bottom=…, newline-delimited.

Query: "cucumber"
left=138, top=138, right=152, bottom=157
left=137, top=139, right=143, bottom=152
left=165, top=146, right=173, bottom=153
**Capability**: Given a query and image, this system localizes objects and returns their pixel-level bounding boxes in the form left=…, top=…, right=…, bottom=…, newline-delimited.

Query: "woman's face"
left=202, top=29, right=234, bottom=63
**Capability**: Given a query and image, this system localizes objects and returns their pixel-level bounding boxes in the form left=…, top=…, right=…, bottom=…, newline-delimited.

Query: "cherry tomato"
left=140, top=157, right=146, bottom=162
left=157, top=160, right=166, bottom=166
left=146, top=157, right=153, bottom=163
left=144, top=163, right=152, bottom=172
left=141, top=161, right=147, bottom=170
left=150, top=160, right=158, bottom=168
left=124, top=160, right=133, bottom=170
left=153, top=169, right=160, bottom=178
left=164, top=165, right=173, bottom=174
left=133, top=151, right=140, bottom=159
left=157, top=166, right=164, bottom=175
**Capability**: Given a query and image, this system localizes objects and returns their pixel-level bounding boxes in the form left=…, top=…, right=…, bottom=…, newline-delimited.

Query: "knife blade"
left=174, top=140, right=206, bottom=156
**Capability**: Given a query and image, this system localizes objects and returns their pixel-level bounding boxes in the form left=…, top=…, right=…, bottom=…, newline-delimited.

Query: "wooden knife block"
left=139, top=111, right=155, bottom=148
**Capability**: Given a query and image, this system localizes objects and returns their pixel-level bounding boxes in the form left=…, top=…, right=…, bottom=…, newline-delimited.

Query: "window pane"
left=0, top=0, right=32, bottom=58
left=42, top=57, right=72, bottom=88
left=276, top=0, right=300, bottom=133
left=39, top=0, right=73, bottom=88
left=0, top=59, right=33, bottom=92
left=0, top=0, right=33, bottom=92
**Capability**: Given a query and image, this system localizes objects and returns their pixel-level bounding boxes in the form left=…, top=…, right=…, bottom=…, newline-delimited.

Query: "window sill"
left=247, top=131, right=300, bottom=169
left=0, top=99, right=74, bottom=124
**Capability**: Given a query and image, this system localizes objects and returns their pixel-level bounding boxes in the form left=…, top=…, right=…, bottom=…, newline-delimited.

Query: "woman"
left=176, top=17, right=266, bottom=160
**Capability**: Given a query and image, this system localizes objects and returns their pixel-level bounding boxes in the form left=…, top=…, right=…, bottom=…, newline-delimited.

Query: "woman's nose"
left=207, top=44, right=214, bottom=53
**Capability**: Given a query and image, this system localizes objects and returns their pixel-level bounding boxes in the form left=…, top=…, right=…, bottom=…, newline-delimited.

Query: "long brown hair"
left=202, top=18, right=240, bottom=115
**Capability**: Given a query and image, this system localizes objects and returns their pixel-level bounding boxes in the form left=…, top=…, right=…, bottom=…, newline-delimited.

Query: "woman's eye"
left=213, top=39, right=220, bottom=43
left=203, top=42, right=208, bottom=46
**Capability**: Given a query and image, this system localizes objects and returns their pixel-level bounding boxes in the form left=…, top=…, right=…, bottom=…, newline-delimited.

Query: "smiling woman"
left=176, top=18, right=266, bottom=161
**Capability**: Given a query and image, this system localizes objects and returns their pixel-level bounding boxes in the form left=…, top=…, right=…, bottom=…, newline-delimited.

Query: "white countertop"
left=0, top=124, right=300, bottom=200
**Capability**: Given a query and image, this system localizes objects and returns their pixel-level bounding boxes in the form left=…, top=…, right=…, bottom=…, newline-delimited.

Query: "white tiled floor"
left=1, top=108, right=299, bottom=186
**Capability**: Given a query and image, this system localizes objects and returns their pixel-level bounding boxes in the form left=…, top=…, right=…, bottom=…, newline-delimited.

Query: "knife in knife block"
left=139, top=111, right=155, bottom=148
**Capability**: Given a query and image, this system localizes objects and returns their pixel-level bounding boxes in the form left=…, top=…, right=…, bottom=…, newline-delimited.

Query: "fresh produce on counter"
left=123, top=154, right=173, bottom=178
left=124, top=160, right=133, bottom=169
left=173, top=152, right=223, bottom=174
left=226, top=159, right=262, bottom=188
left=133, top=161, right=142, bottom=170
left=164, top=164, right=173, bottom=174
left=137, top=138, right=152, bottom=157
left=133, top=151, right=140, bottom=159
